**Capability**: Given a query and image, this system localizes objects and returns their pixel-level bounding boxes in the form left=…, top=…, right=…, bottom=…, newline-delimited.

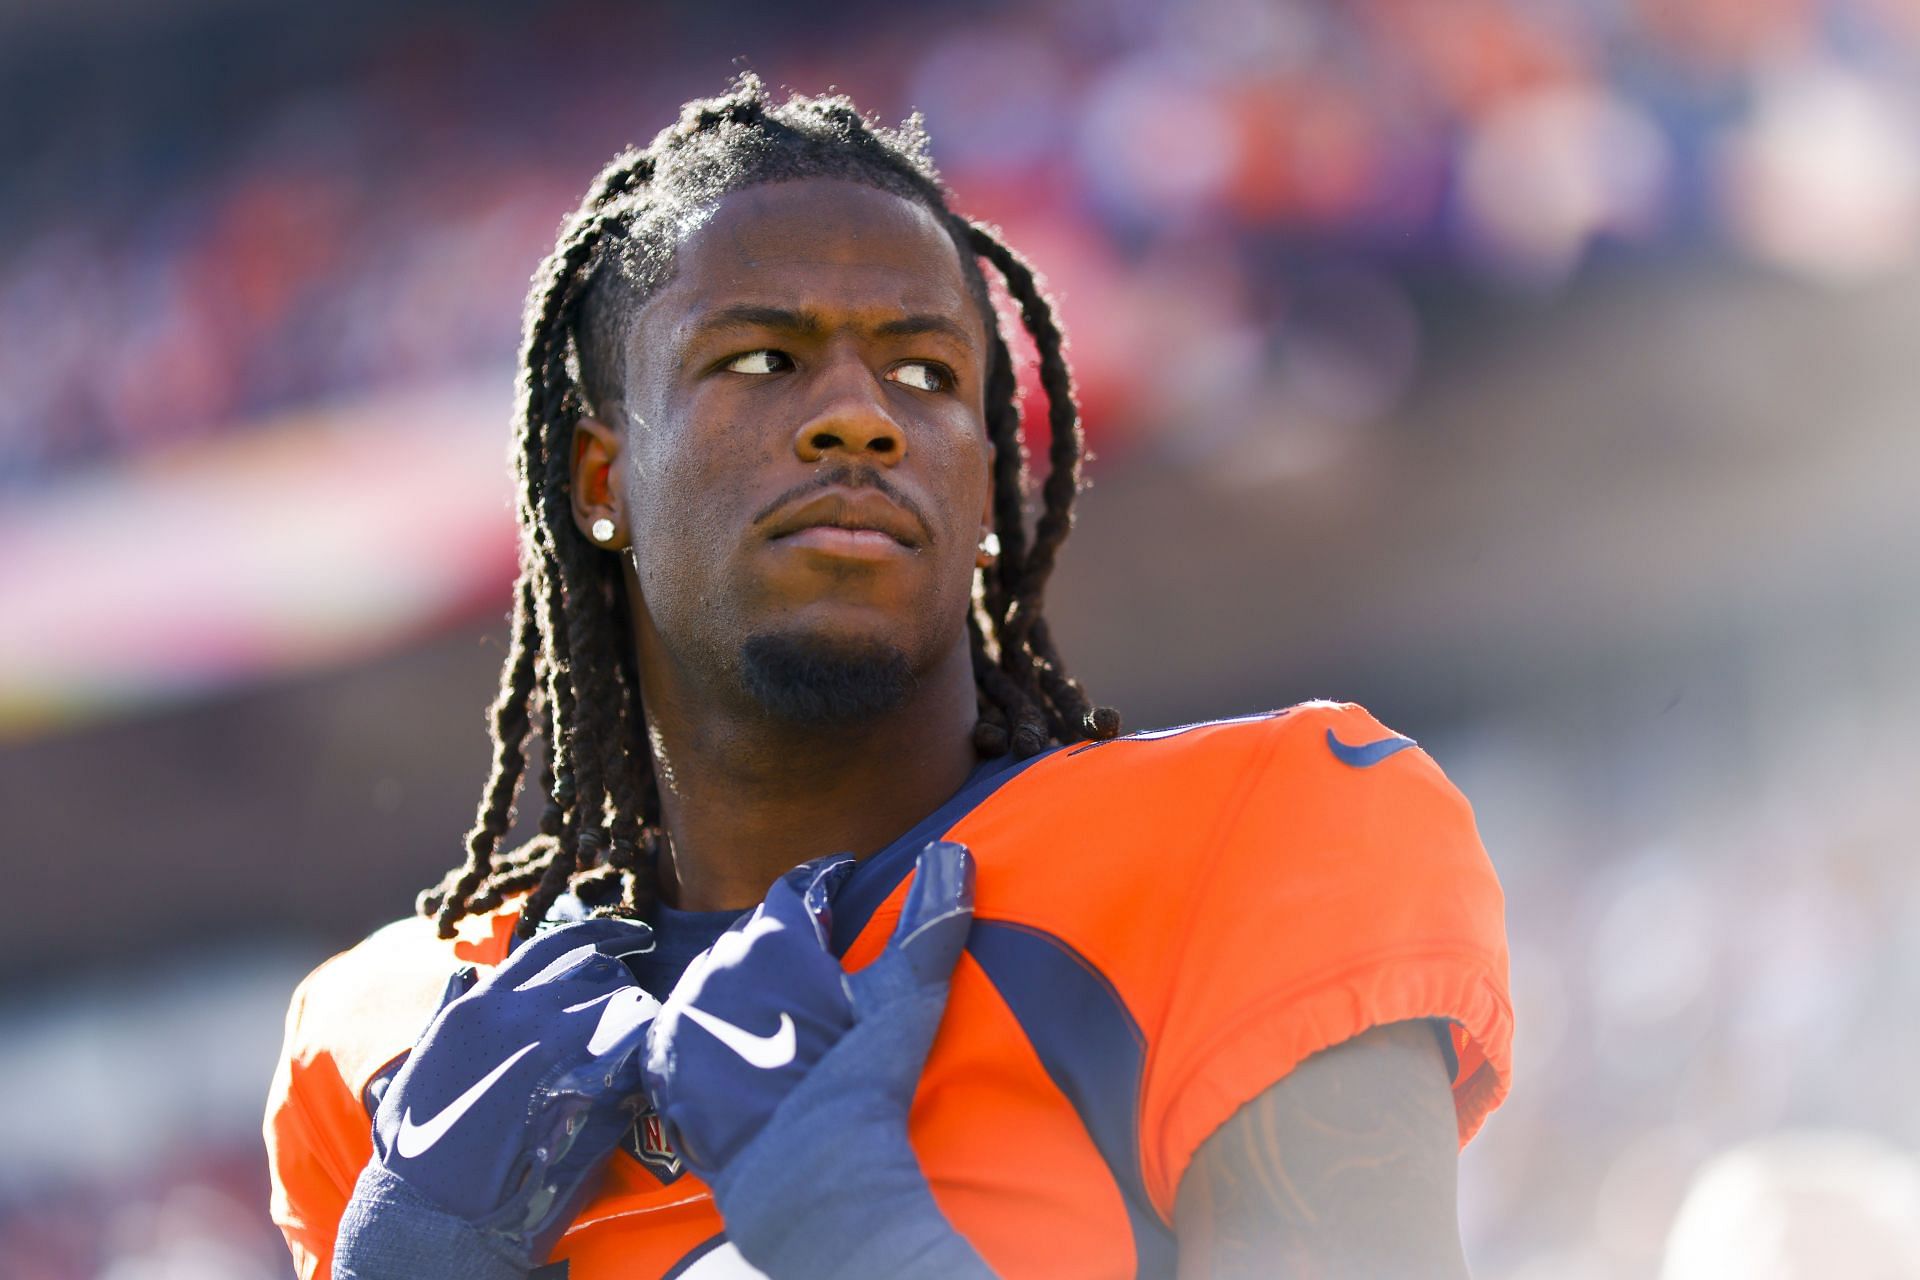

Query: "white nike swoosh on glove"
left=680, top=1005, right=796, bottom=1069
left=515, top=942, right=601, bottom=991
left=395, top=1040, right=541, bottom=1158
left=579, top=986, right=659, bottom=1055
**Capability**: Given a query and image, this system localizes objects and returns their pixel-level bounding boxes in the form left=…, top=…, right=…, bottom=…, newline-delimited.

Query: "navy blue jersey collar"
left=828, top=746, right=1058, bottom=955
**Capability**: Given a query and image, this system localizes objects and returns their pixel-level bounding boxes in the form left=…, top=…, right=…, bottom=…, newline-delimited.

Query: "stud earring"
left=979, top=531, right=1001, bottom=558
left=590, top=518, right=617, bottom=544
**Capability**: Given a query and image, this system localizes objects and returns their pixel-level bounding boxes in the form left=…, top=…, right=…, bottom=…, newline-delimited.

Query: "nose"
left=791, top=354, right=906, bottom=466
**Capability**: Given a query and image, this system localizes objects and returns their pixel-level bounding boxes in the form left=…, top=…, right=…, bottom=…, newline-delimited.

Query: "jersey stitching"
left=1158, top=942, right=1512, bottom=1104
left=560, top=1189, right=712, bottom=1232
left=1147, top=942, right=1511, bottom=1206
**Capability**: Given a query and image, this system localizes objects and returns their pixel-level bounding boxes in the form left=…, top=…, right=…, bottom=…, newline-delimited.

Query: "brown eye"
left=887, top=361, right=952, bottom=393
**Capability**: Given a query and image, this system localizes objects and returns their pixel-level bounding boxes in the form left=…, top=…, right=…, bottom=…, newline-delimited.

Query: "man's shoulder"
left=951, top=699, right=1459, bottom=925
left=284, top=908, right=518, bottom=1101
left=992, top=698, right=1433, bottom=821
left=940, top=699, right=1510, bottom=1202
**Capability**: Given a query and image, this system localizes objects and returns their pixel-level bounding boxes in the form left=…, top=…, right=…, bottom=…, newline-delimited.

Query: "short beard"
left=737, top=632, right=916, bottom=728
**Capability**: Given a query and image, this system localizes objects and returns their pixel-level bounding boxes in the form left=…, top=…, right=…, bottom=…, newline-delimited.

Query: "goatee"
left=738, top=632, right=916, bottom=727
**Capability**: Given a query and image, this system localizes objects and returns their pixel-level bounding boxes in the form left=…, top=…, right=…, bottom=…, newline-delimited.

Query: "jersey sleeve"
left=263, top=914, right=496, bottom=1277
left=1136, top=702, right=1512, bottom=1219
left=264, top=956, right=375, bottom=1280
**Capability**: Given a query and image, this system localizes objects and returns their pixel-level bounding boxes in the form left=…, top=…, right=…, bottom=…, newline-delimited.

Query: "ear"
left=571, top=416, right=628, bottom=549
left=976, top=440, right=998, bottom=571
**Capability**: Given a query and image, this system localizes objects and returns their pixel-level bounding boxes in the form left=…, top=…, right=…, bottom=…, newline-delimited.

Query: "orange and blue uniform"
left=266, top=700, right=1512, bottom=1278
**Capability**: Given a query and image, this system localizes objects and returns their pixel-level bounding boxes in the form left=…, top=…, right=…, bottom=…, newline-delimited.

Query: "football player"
left=267, top=76, right=1511, bottom=1279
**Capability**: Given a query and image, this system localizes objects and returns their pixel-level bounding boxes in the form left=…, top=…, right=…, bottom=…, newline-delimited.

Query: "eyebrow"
left=689, top=304, right=977, bottom=349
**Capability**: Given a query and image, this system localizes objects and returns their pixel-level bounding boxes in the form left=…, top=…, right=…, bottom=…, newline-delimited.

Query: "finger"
left=646, top=871, right=857, bottom=1133
left=436, top=964, right=479, bottom=1011
left=590, top=920, right=662, bottom=982
left=772, top=854, right=857, bottom=947
left=889, top=841, right=975, bottom=988
left=584, top=987, right=663, bottom=1091
left=666, top=876, right=844, bottom=1015
left=844, top=842, right=975, bottom=1016
left=494, top=918, right=657, bottom=990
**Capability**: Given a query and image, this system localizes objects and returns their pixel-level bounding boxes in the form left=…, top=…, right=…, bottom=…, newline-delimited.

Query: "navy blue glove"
left=643, top=841, right=995, bottom=1278
left=333, top=918, right=661, bottom=1280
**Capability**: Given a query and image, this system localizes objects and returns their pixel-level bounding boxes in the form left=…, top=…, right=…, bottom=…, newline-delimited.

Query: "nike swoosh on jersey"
left=680, top=1005, right=797, bottom=1069
left=1325, top=728, right=1417, bottom=768
left=396, top=1039, right=542, bottom=1158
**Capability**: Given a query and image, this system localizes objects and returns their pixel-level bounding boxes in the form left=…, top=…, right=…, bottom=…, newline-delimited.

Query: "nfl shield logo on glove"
left=624, top=1103, right=684, bottom=1184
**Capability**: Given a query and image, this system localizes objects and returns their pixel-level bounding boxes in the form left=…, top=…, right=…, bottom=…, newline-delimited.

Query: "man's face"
left=597, top=178, right=993, bottom=716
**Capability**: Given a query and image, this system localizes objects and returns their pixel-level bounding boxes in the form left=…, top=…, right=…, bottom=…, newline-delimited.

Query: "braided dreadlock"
left=421, top=75, right=1119, bottom=939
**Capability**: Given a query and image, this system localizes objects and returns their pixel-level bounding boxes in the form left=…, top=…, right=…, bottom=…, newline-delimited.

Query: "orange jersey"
left=265, top=701, right=1512, bottom=1278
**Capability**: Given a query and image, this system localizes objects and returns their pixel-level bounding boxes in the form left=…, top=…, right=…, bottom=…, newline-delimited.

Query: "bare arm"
left=1174, top=1019, right=1471, bottom=1280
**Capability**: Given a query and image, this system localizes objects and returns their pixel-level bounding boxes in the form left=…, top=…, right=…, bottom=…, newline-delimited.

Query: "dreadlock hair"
left=419, top=74, right=1121, bottom=940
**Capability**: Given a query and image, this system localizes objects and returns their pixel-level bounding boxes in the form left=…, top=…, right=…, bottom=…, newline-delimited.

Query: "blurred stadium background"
left=4, top=1, right=1919, bottom=1276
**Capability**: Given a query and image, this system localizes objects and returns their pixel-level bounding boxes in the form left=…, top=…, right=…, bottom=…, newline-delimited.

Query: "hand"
left=643, top=840, right=995, bottom=1278
left=334, top=918, right=661, bottom=1279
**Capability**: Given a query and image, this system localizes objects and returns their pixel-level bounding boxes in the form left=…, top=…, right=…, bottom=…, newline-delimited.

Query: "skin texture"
left=570, top=179, right=994, bottom=912
left=570, top=177, right=1472, bottom=1272
left=1175, top=1020, right=1472, bottom=1279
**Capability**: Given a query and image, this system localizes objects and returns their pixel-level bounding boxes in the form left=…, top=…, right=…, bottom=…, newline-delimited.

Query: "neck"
left=636, top=629, right=982, bottom=913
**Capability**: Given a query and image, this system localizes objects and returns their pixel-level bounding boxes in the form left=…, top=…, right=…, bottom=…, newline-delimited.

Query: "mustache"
left=750, top=465, right=935, bottom=544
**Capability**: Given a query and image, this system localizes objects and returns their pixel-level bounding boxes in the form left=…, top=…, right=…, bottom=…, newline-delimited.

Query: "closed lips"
left=763, top=490, right=927, bottom=548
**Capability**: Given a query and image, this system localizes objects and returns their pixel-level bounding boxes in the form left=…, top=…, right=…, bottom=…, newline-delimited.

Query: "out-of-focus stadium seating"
left=9, top=0, right=1911, bottom=490
left=4, top=3, right=1918, bottom=1278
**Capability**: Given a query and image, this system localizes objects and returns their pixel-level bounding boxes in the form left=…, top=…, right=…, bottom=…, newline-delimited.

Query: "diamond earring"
left=590, top=517, right=617, bottom=544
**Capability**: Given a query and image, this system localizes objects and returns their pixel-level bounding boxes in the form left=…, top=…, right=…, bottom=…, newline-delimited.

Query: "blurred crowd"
left=5, top=2, right=1920, bottom=1278
left=1442, top=663, right=1920, bottom=1278
left=6, top=0, right=1920, bottom=488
